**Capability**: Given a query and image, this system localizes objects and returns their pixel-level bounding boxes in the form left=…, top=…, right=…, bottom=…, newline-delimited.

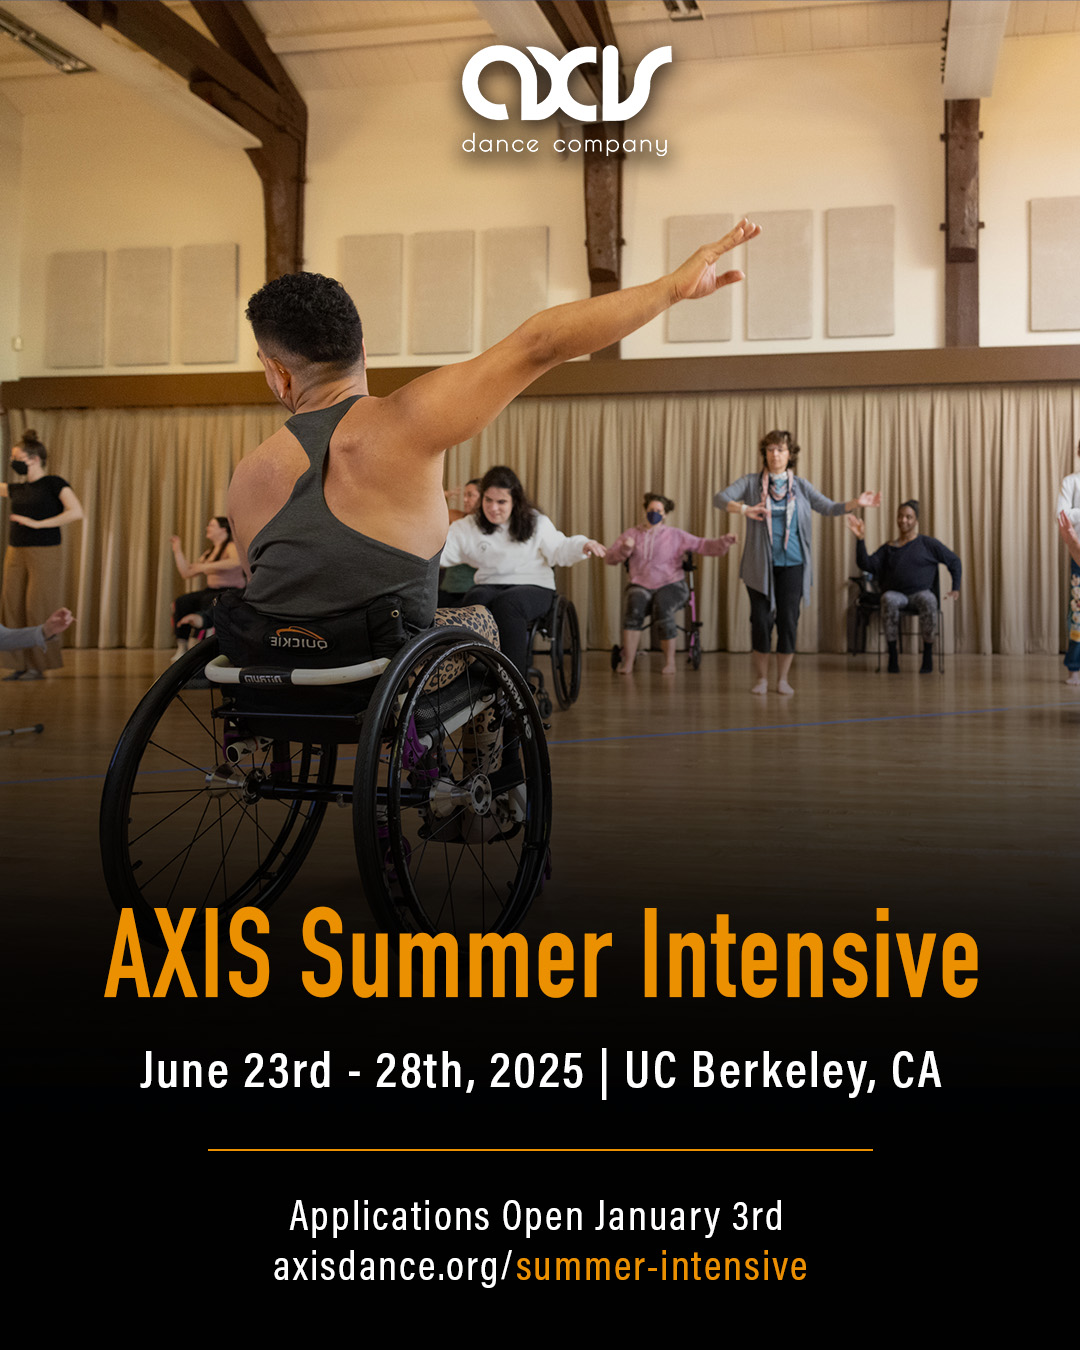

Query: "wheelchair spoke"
left=102, top=637, right=337, bottom=935
left=127, top=784, right=214, bottom=846
left=356, top=634, right=551, bottom=937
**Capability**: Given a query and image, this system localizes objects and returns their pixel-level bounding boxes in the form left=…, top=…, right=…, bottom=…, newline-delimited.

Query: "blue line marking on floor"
left=1, top=699, right=1071, bottom=788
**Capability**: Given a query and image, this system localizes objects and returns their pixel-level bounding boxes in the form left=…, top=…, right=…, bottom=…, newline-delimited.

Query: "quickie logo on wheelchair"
left=268, top=625, right=330, bottom=651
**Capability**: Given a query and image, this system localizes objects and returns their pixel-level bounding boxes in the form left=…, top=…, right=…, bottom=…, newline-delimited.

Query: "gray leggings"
left=623, top=580, right=689, bottom=640
left=881, top=589, right=938, bottom=643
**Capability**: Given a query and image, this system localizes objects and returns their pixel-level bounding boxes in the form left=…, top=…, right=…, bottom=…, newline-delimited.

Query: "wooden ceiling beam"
left=189, top=0, right=302, bottom=109
left=532, top=3, right=625, bottom=356
left=63, top=0, right=306, bottom=280
left=942, top=98, right=981, bottom=347
left=65, top=1, right=303, bottom=137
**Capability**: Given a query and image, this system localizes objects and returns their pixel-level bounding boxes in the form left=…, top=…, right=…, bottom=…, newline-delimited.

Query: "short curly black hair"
left=245, top=272, right=364, bottom=369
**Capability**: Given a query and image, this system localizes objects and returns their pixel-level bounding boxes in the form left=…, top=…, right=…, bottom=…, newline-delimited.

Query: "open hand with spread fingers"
left=671, top=218, right=762, bottom=302
left=845, top=514, right=866, bottom=540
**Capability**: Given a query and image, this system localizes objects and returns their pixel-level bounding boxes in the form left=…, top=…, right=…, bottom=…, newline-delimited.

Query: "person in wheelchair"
left=168, top=516, right=244, bottom=661
left=438, top=478, right=483, bottom=608
left=227, top=219, right=760, bottom=647
left=846, top=501, right=960, bottom=673
left=606, top=493, right=737, bottom=674
left=440, top=465, right=605, bottom=677
left=106, top=222, right=760, bottom=936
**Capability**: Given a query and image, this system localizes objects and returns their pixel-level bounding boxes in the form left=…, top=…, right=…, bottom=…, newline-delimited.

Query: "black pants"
left=171, top=587, right=237, bottom=638
left=464, top=584, right=553, bottom=675
left=748, top=565, right=804, bottom=654
left=172, top=587, right=217, bottom=638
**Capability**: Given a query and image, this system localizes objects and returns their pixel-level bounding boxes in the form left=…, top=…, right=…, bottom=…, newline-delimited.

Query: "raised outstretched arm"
left=386, top=219, right=761, bottom=457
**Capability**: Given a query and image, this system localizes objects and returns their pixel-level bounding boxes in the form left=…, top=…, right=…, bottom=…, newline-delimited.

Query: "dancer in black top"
left=847, top=501, right=960, bottom=673
left=1, top=430, right=83, bottom=680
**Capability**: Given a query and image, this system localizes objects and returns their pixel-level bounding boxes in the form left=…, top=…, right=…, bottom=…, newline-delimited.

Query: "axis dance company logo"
left=460, top=44, right=672, bottom=159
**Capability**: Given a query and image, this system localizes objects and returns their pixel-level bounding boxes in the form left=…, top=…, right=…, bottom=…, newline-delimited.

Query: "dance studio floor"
left=4, top=644, right=1077, bottom=930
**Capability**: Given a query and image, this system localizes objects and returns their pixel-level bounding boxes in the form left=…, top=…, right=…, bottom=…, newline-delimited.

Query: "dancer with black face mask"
left=1, top=430, right=84, bottom=681
left=606, top=493, right=736, bottom=675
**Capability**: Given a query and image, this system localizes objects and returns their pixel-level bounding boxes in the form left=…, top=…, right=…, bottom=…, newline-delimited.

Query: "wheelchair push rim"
left=99, top=637, right=336, bottom=939
left=354, top=629, right=552, bottom=936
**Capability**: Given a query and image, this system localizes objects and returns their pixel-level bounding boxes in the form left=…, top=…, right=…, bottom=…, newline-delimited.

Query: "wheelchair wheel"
left=100, top=638, right=336, bottom=938
left=550, top=596, right=582, bottom=710
left=610, top=644, right=621, bottom=671
left=688, top=626, right=702, bottom=670
left=354, top=628, right=551, bottom=935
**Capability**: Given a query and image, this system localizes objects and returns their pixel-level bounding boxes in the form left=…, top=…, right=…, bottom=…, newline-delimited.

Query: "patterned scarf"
left=761, top=469, right=796, bottom=555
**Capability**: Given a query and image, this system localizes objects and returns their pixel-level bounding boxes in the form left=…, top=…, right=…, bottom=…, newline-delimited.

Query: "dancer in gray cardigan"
left=0, top=606, right=73, bottom=663
left=715, top=430, right=879, bottom=695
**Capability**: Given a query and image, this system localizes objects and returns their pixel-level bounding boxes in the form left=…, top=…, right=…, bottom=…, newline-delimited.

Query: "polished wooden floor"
left=4, top=644, right=1077, bottom=930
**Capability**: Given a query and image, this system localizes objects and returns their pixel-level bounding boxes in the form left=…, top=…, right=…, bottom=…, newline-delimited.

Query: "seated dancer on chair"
left=226, top=217, right=760, bottom=664
left=605, top=493, right=736, bottom=675
left=438, top=478, right=482, bottom=608
left=846, top=501, right=960, bottom=673
left=440, top=465, right=605, bottom=676
left=169, top=517, right=244, bottom=660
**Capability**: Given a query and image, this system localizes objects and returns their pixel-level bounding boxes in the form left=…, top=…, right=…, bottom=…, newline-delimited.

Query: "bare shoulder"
left=234, top=425, right=301, bottom=479
left=228, top=426, right=308, bottom=564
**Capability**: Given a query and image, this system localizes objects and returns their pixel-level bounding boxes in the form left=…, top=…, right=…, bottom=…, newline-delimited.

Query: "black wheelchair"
left=525, top=591, right=582, bottom=719
left=99, top=616, right=551, bottom=940
left=609, top=552, right=703, bottom=672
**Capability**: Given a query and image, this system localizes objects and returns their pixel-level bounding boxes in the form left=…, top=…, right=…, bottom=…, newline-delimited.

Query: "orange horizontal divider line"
left=208, top=1146, right=873, bottom=1154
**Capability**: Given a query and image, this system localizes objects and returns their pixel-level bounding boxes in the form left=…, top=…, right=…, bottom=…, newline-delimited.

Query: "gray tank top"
left=244, top=395, right=440, bottom=627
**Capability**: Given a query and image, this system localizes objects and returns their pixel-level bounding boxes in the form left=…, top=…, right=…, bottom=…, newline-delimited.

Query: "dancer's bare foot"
left=751, top=678, right=768, bottom=695
left=1067, top=669, right=1080, bottom=686
left=616, top=663, right=635, bottom=675
left=777, top=678, right=795, bottom=696
left=661, top=663, right=677, bottom=675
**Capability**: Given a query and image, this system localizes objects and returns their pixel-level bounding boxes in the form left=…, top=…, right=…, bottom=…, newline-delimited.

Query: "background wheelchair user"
left=169, top=516, right=244, bottom=660
left=441, top=465, right=606, bottom=677
left=606, top=493, right=736, bottom=674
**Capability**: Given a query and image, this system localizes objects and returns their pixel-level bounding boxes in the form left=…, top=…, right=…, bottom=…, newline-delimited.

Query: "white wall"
left=0, top=94, right=23, bottom=384
left=980, top=34, right=1080, bottom=347
left=302, top=79, right=590, bottom=366
left=12, top=75, right=263, bottom=379
left=5, top=30, right=1078, bottom=379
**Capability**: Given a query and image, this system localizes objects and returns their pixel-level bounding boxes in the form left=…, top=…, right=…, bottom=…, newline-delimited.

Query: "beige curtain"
left=447, top=382, right=1080, bottom=656
left=3, top=407, right=280, bottom=648
left=5, top=381, right=1077, bottom=652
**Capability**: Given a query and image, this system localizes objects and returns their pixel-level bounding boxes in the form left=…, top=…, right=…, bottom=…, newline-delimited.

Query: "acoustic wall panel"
left=45, top=250, right=105, bottom=367
left=826, top=206, right=895, bottom=337
left=482, top=226, right=548, bottom=347
left=177, top=243, right=238, bottom=364
left=340, top=234, right=403, bottom=356
left=1030, top=197, right=1080, bottom=332
left=410, top=231, right=474, bottom=354
left=665, top=214, right=734, bottom=342
left=746, top=210, right=813, bottom=340
left=109, top=247, right=172, bottom=365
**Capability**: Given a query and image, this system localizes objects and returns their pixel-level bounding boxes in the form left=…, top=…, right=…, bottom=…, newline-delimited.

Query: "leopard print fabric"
left=420, top=605, right=500, bottom=690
